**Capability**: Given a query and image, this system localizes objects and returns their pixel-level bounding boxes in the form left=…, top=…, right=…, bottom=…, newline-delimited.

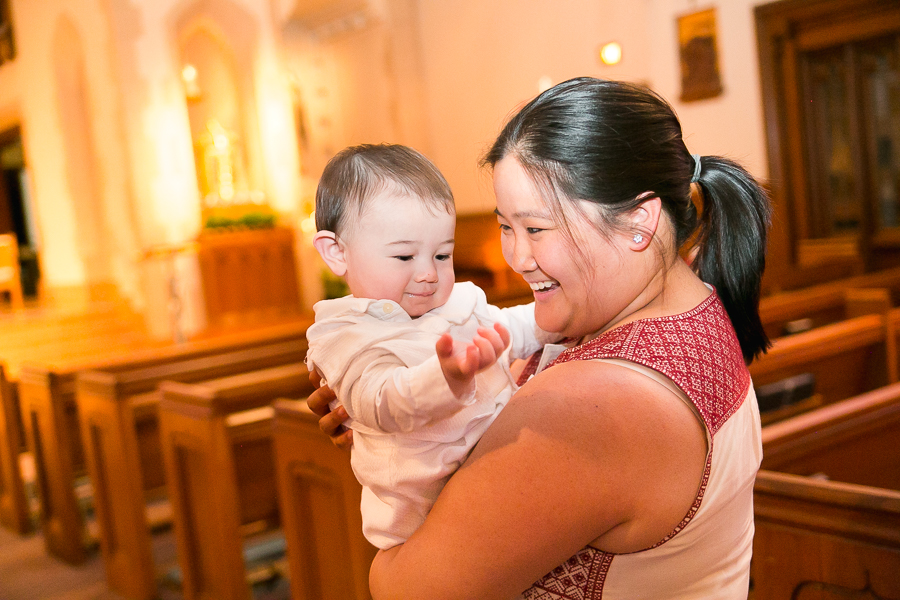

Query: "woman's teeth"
left=530, top=280, right=556, bottom=291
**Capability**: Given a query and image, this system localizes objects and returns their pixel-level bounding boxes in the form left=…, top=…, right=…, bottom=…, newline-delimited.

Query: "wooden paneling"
left=158, top=364, right=314, bottom=600
left=753, top=383, right=900, bottom=599
left=17, top=319, right=310, bottom=565
left=196, top=227, right=302, bottom=330
left=76, top=336, right=309, bottom=600
left=272, top=399, right=375, bottom=600
left=0, top=364, right=29, bottom=533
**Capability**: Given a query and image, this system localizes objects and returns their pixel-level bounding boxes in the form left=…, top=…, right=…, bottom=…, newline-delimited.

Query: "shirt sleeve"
left=338, top=352, right=476, bottom=434
left=485, top=301, right=559, bottom=361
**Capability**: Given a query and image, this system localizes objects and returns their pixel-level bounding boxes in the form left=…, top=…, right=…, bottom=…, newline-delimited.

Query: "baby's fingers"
left=472, top=331, right=502, bottom=371
left=493, top=322, right=511, bottom=351
left=476, top=326, right=508, bottom=358
left=435, top=332, right=455, bottom=359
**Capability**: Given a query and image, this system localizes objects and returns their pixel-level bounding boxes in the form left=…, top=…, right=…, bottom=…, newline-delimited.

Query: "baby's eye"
left=393, top=255, right=414, bottom=262
left=435, top=254, right=451, bottom=261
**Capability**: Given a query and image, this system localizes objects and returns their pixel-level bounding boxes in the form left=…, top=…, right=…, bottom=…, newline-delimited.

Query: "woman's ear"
left=312, top=231, right=348, bottom=276
left=629, top=194, right=662, bottom=249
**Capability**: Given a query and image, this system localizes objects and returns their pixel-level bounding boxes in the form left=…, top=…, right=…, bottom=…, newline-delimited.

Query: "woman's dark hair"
left=483, top=77, right=771, bottom=363
left=316, top=143, right=454, bottom=236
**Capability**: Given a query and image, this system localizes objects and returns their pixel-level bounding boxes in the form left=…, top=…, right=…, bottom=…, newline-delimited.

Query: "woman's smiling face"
left=493, top=156, right=632, bottom=338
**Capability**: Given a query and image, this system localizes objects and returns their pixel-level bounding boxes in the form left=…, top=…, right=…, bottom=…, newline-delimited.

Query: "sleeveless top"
left=518, top=291, right=762, bottom=600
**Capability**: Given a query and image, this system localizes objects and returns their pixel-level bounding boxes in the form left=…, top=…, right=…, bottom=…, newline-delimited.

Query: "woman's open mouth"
left=529, top=280, right=559, bottom=295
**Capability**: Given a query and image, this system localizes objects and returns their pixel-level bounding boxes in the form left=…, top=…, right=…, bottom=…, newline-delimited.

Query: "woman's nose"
left=508, top=238, right=537, bottom=273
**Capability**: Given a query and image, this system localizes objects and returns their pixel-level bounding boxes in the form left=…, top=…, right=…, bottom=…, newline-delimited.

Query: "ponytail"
left=692, top=156, right=771, bottom=363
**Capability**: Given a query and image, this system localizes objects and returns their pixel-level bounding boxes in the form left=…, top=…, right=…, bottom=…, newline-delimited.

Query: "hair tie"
left=690, top=154, right=702, bottom=183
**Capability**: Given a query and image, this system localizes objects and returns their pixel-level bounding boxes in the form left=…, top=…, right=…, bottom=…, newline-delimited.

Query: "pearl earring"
left=633, top=234, right=643, bottom=244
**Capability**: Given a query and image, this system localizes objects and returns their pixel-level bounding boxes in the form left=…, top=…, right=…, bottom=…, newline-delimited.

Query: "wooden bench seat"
left=158, top=363, right=314, bottom=600
left=752, top=383, right=900, bottom=599
left=758, top=266, right=900, bottom=338
left=749, top=312, right=894, bottom=410
left=16, top=319, right=310, bottom=565
left=272, top=399, right=375, bottom=600
left=75, top=338, right=310, bottom=599
left=0, top=365, right=30, bottom=534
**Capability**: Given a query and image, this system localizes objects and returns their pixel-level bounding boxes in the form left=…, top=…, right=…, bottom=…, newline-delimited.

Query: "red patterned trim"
left=649, top=441, right=714, bottom=548
left=517, top=349, right=544, bottom=386
left=522, top=547, right=614, bottom=600
left=546, top=292, right=749, bottom=436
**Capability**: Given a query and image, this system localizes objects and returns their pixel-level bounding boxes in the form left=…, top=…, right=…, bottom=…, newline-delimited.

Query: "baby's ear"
left=312, top=231, right=348, bottom=276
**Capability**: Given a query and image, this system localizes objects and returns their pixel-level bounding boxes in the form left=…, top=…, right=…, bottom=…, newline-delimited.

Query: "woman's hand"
left=306, top=369, right=353, bottom=451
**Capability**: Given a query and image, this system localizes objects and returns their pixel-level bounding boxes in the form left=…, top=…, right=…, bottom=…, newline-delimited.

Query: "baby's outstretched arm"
left=436, top=323, right=511, bottom=398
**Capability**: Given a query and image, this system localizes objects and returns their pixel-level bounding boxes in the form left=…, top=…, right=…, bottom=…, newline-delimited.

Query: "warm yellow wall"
left=414, top=0, right=770, bottom=212
left=277, top=0, right=770, bottom=214
left=4, top=0, right=303, bottom=331
left=2, top=0, right=773, bottom=333
left=8, top=0, right=141, bottom=296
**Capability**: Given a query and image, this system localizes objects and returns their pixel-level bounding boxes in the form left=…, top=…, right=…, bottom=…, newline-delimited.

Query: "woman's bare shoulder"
left=368, top=358, right=708, bottom=599
left=500, top=358, right=693, bottom=434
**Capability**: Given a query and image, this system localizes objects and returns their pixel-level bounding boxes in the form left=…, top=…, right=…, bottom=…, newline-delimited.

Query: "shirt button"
left=383, top=303, right=394, bottom=314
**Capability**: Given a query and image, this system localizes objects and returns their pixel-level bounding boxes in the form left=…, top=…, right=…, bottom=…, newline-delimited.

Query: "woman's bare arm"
left=369, top=360, right=707, bottom=600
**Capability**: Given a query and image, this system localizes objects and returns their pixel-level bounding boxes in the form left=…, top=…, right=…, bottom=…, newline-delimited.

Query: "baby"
left=305, top=144, right=555, bottom=549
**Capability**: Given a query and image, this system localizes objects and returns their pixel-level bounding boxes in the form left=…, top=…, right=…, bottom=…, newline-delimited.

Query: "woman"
left=310, top=77, right=770, bottom=599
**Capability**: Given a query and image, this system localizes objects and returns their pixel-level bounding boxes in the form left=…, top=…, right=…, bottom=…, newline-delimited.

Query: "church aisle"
left=0, top=525, right=182, bottom=600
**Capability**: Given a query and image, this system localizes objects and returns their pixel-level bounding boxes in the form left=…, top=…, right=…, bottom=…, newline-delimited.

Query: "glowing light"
left=599, top=42, right=622, bottom=65
left=182, top=64, right=201, bottom=100
left=181, top=64, right=197, bottom=82
left=537, top=76, right=553, bottom=93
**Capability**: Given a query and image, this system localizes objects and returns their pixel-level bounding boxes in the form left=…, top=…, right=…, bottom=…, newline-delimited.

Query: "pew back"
left=272, top=399, right=376, bottom=600
left=753, top=383, right=900, bottom=599
left=158, top=363, right=314, bottom=600
left=761, top=382, right=900, bottom=489
left=759, top=266, right=900, bottom=337
left=16, top=319, right=310, bottom=564
left=749, top=313, right=892, bottom=408
left=0, top=365, right=30, bottom=533
left=74, top=339, right=309, bottom=600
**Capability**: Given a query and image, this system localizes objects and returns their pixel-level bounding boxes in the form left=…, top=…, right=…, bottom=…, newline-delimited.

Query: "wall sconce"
left=599, top=42, right=622, bottom=66
left=182, top=63, right=201, bottom=100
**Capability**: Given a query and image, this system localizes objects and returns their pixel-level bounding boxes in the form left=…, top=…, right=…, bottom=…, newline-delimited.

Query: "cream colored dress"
left=519, top=291, right=762, bottom=600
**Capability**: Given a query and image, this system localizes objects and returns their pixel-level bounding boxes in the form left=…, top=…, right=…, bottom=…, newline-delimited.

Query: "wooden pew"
left=16, top=319, right=310, bottom=564
left=749, top=311, right=894, bottom=409
left=75, top=338, right=310, bottom=600
left=759, top=266, right=900, bottom=338
left=0, top=364, right=30, bottom=534
left=272, top=399, right=376, bottom=600
left=158, top=363, right=315, bottom=600
left=753, top=383, right=900, bottom=599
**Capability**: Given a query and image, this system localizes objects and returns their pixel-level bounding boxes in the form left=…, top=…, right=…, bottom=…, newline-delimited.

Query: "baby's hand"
left=436, top=323, right=511, bottom=398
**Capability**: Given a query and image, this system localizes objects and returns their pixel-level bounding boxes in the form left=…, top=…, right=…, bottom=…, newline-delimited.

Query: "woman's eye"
left=394, top=255, right=414, bottom=262
left=498, top=224, right=512, bottom=232
left=526, top=227, right=544, bottom=234
left=436, top=254, right=451, bottom=261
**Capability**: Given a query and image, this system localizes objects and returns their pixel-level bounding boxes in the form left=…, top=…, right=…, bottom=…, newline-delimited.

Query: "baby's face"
left=340, top=190, right=456, bottom=317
